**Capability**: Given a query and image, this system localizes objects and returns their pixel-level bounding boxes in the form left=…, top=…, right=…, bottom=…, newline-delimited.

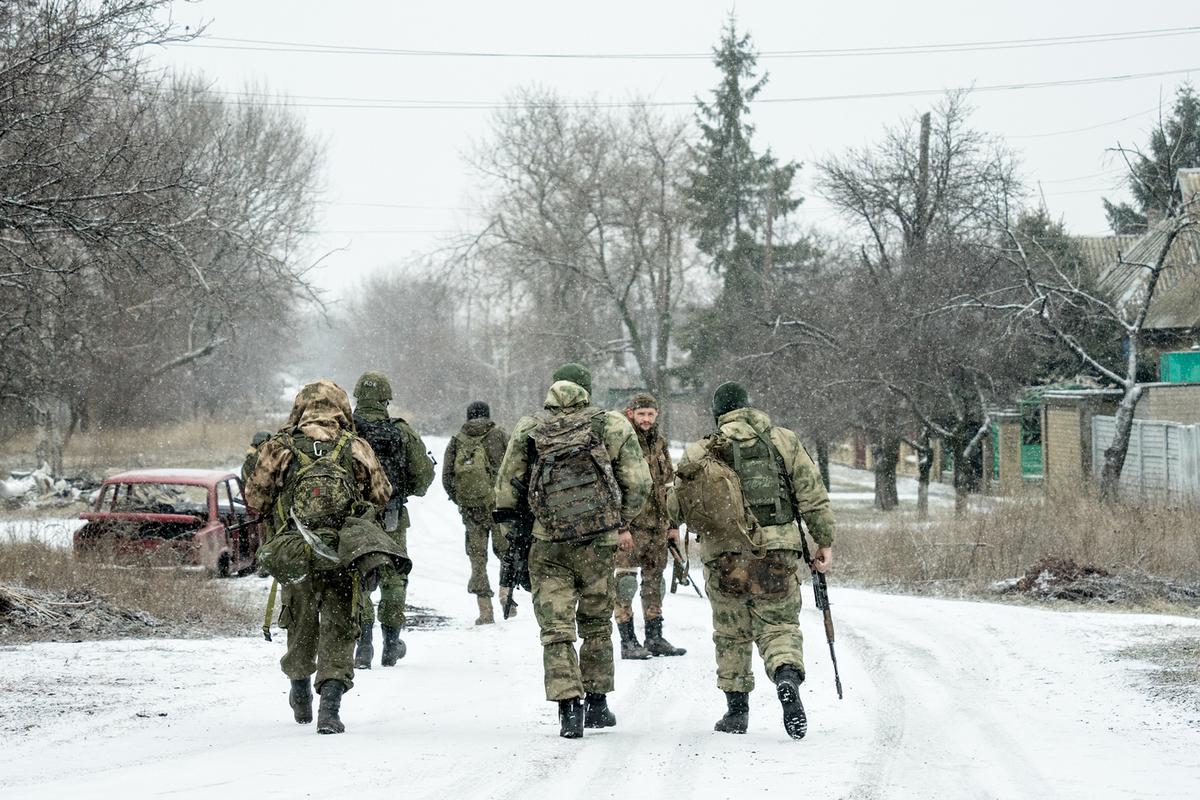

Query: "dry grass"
left=0, top=539, right=258, bottom=640
left=1, top=418, right=277, bottom=478
left=836, top=487, right=1200, bottom=601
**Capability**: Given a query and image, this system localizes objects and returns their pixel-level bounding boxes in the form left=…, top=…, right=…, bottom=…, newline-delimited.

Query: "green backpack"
left=527, top=407, right=622, bottom=541
left=452, top=431, right=494, bottom=508
left=274, top=430, right=359, bottom=532
left=712, top=431, right=795, bottom=528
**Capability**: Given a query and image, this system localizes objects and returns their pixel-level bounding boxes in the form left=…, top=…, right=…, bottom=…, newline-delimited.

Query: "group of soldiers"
left=243, top=363, right=834, bottom=740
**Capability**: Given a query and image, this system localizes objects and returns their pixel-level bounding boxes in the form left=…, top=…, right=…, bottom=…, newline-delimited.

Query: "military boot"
left=558, top=697, right=584, bottom=739
left=583, top=692, right=617, bottom=729
left=713, top=690, right=749, bottom=734
left=475, top=596, right=495, bottom=625
left=353, top=621, right=374, bottom=669
left=774, top=665, right=808, bottom=740
left=381, top=625, right=406, bottom=666
left=288, top=678, right=313, bottom=725
left=316, top=680, right=346, bottom=735
left=617, top=619, right=651, bottom=660
left=498, top=586, right=518, bottom=617
left=643, top=617, right=686, bottom=657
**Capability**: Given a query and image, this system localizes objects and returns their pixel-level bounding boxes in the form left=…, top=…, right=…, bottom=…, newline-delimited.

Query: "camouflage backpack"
left=527, top=407, right=622, bottom=541
left=712, top=431, right=795, bottom=528
left=674, top=435, right=760, bottom=555
left=452, top=431, right=494, bottom=508
left=276, top=430, right=359, bottom=532
left=354, top=414, right=409, bottom=497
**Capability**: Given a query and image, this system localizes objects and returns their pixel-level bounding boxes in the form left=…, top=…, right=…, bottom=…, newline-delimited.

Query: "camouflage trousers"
left=279, top=568, right=360, bottom=692
left=703, top=550, right=805, bottom=693
left=613, top=524, right=667, bottom=624
left=462, top=505, right=508, bottom=598
left=360, top=518, right=409, bottom=629
left=530, top=537, right=618, bottom=701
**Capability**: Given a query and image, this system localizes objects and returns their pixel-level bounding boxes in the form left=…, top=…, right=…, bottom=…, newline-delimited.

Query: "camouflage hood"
left=461, top=417, right=495, bottom=437
left=716, top=407, right=773, bottom=442
left=282, top=379, right=355, bottom=442
left=543, top=380, right=591, bottom=412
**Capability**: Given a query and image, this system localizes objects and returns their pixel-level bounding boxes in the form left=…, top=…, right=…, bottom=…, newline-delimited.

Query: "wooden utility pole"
left=913, top=111, right=932, bottom=262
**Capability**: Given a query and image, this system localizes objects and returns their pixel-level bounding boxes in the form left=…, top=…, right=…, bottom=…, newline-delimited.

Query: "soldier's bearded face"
left=627, top=407, right=658, bottom=431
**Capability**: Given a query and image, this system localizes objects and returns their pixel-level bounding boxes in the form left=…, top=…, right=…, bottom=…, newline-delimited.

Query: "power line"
left=1009, top=104, right=1164, bottom=138
left=205, top=65, right=1199, bottom=112
left=183, top=25, right=1200, bottom=61
left=317, top=200, right=474, bottom=211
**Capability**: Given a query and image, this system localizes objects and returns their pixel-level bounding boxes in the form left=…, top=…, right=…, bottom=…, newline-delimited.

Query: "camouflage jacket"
left=494, top=380, right=651, bottom=544
left=629, top=425, right=678, bottom=533
left=353, top=400, right=435, bottom=501
left=246, top=380, right=392, bottom=527
left=676, top=407, right=835, bottom=560
left=441, top=417, right=509, bottom=506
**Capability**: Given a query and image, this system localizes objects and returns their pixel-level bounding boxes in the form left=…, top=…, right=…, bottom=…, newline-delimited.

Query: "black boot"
left=583, top=692, right=617, bottom=729
left=381, top=625, right=406, bottom=666
left=714, top=690, right=749, bottom=734
left=353, top=622, right=373, bottom=669
left=288, top=678, right=313, bottom=725
left=316, top=679, right=346, bottom=734
left=644, top=617, right=686, bottom=657
left=558, top=697, right=584, bottom=739
left=617, top=619, right=651, bottom=660
left=774, top=665, right=807, bottom=740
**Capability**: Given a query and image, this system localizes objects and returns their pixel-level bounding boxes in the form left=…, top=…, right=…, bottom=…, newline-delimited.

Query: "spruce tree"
left=1103, top=83, right=1200, bottom=234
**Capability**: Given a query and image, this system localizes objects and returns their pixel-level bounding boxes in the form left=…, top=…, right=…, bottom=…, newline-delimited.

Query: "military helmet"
left=250, top=430, right=271, bottom=447
left=353, top=371, right=393, bottom=402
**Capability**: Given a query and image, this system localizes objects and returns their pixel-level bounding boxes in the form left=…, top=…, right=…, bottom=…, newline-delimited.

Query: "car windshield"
left=111, top=483, right=209, bottom=516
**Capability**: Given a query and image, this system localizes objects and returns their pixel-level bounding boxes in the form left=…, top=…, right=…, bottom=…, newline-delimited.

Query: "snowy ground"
left=2, top=439, right=1200, bottom=799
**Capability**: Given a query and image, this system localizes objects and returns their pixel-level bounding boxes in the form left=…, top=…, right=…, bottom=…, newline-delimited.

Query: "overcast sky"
left=157, top=1, right=1199, bottom=300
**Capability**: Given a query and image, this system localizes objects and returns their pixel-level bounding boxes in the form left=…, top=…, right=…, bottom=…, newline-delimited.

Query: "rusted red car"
left=74, top=469, right=266, bottom=577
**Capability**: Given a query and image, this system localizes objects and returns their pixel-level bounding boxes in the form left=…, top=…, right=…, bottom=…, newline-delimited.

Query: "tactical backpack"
left=452, top=431, right=494, bottom=508
left=275, top=430, right=359, bottom=532
left=712, top=432, right=795, bottom=528
left=527, top=407, right=622, bottom=541
left=354, top=414, right=409, bottom=498
left=674, top=436, right=760, bottom=554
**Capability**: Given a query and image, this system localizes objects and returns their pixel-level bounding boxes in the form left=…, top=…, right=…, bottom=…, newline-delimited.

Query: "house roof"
left=1095, top=173, right=1200, bottom=331
left=1075, top=234, right=1138, bottom=276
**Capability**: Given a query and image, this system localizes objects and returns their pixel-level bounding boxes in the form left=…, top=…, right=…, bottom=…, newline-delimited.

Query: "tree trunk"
left=815, top=438, right=831, bottom=492
left=33, top=396, right=67, bottom=477
left=1099, top=384, right=1144, bottom=502
left=916, top=428, right=933, bottom=521
left=871, top=432, right=901, bottom=511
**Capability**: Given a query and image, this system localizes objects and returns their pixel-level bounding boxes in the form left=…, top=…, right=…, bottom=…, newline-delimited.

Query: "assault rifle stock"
left=495, top=476, right=534, bottom=620
left=667, top=539, right=703, bottom=598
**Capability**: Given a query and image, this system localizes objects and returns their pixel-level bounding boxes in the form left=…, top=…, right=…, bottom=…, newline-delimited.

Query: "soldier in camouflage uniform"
left=614, top=392, right=686, bottom=659
left=442, top=401, right=510, bottom=624
left=494, top=363, right=650, bottom=739
left=350, top=371, right=435, bottom=669
left=240, top=431, right=271, bottom=488
left=246, top=380, right=393, bottom=734
left=675, top=382, right=835, bottom=740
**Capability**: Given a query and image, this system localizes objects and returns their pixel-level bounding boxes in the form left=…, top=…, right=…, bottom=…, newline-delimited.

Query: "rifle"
left=760, top=429, right=843, bottom=700
left=799, top=532, right=844, bottom=700
left=495, top=476, right=534, bottom=619
left=667, top=539, right=703, bottom=598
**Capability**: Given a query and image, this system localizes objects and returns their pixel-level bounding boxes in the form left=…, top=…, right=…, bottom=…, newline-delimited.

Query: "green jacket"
left=494, top=380, right=651, bottom=544
left=442, top=418, right=509, bottom=507
left=354, top=400, right=435, bottom=500
left=676, top=407, right=835, bottom=561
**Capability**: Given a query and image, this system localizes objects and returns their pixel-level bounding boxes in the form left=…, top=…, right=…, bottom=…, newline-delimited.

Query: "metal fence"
left=1092, top=416, right=1200, bottom=502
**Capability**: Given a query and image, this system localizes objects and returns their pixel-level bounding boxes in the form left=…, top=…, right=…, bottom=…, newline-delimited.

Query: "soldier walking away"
left=493, top=363, right=650, bottom=739
left=240, top=431, right=271, bottom=487
left=442, top=401, right=511, bottom=624
left=674, top=382, right=835, bottom=740
left=350, top=371, right=435, bottom=669
left=246, top=380, right=397, bottom=734
left=614, top=392, right=686, bottom=660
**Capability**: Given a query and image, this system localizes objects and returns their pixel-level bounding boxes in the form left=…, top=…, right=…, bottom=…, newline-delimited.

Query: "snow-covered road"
left=2, top=439, right=1199, bottom=799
